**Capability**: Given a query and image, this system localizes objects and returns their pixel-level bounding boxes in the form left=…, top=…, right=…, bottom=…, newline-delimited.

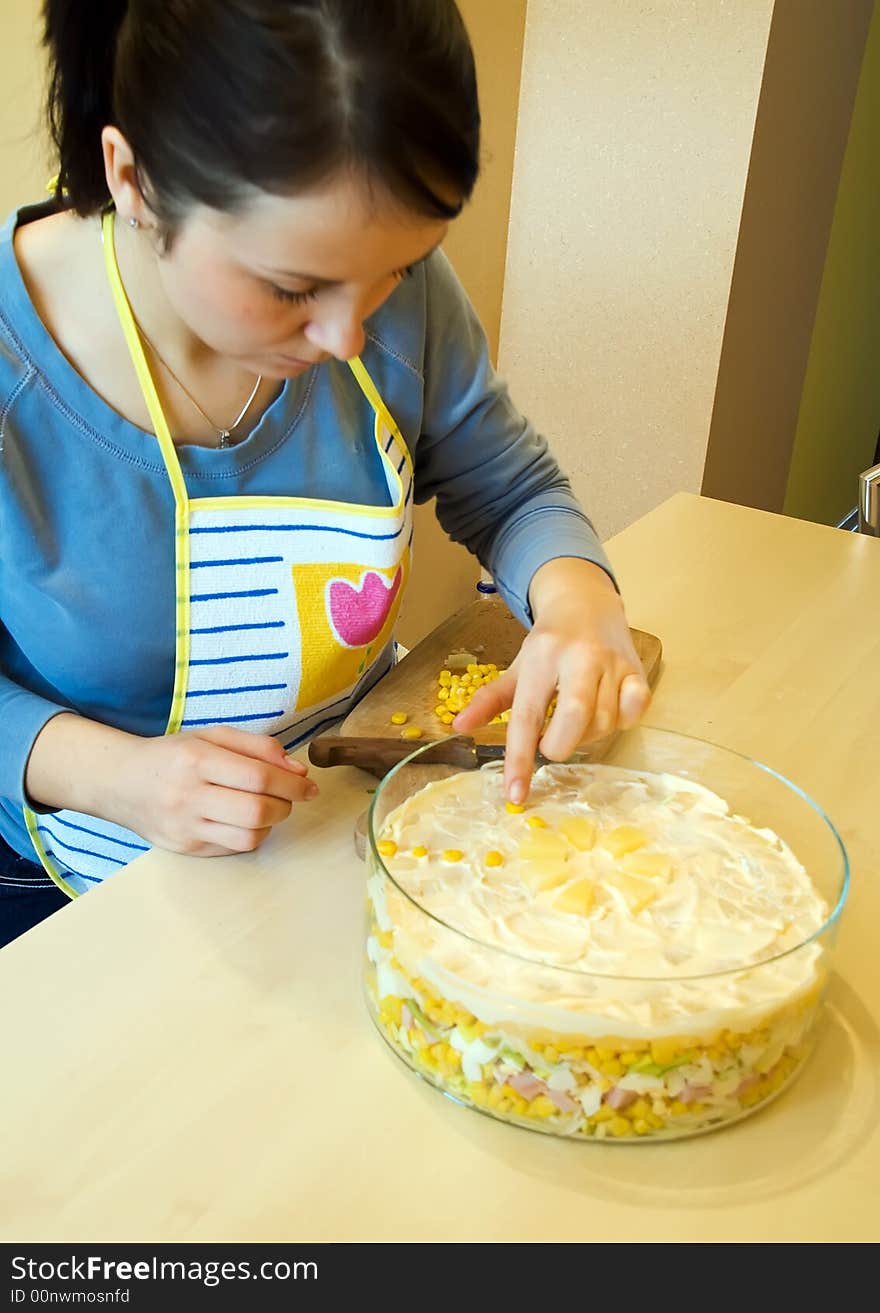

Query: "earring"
left=127, top=217, right=139, bottom=229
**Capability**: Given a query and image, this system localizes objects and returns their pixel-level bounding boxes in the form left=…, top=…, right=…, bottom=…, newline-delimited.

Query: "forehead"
left=191, top=173, right=449, bottom=277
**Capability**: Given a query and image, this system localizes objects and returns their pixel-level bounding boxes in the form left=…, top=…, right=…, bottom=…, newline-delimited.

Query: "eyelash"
left=269, top=264, right=416, bottom=305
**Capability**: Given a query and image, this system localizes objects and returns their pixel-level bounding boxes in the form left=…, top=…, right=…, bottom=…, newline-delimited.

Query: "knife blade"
left=307, top=734, right=550, bottom=774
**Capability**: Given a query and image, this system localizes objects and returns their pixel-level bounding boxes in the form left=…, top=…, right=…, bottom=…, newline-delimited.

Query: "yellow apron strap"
left=347, top=355, right=415, bottom=483
left=100, top=210, right=189, bottom=510
left=101, top=208, right=191, bottom=733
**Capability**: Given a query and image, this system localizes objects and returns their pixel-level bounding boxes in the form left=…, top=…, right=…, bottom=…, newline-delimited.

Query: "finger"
left=196, top=785, right=293, bottom=831
left=618, top=671, right=652, bottom=728
left=451, top=670, right=516, bottom=732
left=195, top=820, right=275, bottom=855
left=200, top=749, right=318, bottom=803
left=197, top=726, right=312, bottom=778
left=577, top=667, right=620, bottom=744
left=538, top=665, right=602, bottom=759
left=504, top=668, right=559, bottom=804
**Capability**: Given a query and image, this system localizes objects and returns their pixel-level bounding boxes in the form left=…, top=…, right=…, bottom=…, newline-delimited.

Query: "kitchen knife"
left=307, top=734, right=550, bottom=773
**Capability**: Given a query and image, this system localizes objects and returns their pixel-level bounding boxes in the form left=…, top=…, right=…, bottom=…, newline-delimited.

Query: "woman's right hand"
left=26, top=715, right=317, bottom=856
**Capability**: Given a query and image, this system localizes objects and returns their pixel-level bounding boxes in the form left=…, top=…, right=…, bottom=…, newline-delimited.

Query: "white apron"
left=25, top=211, right=413, bottom=896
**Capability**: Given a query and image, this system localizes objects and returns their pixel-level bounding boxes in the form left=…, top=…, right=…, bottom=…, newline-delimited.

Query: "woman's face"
left=152, top=173, right=450, bottom=379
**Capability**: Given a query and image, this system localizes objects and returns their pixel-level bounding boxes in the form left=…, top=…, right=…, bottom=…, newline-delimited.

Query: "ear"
left=101, top=126, right=159, bottom=228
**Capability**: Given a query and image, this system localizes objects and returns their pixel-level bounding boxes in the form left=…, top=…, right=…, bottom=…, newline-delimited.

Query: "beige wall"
left=398, top=0, right=527, bottom=645
left=0, top=2, right=47, bottom=213
left=498, top=0, right=775, bottom=541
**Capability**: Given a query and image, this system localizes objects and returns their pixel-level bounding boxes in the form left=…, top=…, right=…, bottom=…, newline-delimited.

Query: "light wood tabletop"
left=2, top=492, right=878, bottom=1243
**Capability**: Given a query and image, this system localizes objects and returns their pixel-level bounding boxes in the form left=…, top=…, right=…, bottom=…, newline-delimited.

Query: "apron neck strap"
left=101, top=208, right=188, bottom=508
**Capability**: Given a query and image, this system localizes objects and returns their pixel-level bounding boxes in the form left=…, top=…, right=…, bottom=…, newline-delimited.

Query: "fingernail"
left=509, top=780, right=525, bottom=805
left=305, top=783, right=319, bottom=799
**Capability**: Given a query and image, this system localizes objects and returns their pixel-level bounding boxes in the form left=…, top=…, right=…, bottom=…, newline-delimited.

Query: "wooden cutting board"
left=336, top=592, right=662, bottom=751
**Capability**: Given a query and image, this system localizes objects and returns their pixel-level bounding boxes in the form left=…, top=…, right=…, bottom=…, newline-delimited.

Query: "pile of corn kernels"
left=434, top=662, right=509, bottom=727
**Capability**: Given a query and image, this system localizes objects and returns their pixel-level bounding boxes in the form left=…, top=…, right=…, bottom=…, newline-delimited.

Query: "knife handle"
left=307, top=735, right=427, bottom=772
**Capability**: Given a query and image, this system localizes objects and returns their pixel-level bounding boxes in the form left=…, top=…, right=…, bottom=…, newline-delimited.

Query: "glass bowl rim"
left=365, top=726, right=850, bottom=984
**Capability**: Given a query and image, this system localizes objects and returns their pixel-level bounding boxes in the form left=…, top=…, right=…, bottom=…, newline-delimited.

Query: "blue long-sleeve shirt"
left=0, top=203, right=612, bottom=859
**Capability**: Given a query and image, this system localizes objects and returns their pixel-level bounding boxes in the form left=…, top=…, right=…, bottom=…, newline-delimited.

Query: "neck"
left=112, top=216, right=220, bottom=373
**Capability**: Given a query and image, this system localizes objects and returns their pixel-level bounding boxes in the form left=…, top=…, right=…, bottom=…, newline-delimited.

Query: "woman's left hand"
left=452, top=558, right=651, bottom=803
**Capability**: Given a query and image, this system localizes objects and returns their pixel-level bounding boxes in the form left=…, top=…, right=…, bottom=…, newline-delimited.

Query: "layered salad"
left=365, top=762, right=828, bottom=1140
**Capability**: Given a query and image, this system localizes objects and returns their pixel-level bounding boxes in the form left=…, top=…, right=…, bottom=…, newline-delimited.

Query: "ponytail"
left=43, top=0, right=130, bottom=214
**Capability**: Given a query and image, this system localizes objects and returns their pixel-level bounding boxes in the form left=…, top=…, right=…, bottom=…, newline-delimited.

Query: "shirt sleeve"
left=414, top=251, right=615, bottom=627
left=0, top=655, right=71, bottom=808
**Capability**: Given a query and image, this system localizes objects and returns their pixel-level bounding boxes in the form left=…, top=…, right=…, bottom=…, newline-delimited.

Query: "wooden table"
left=2, top=493, right=878, bottom=1243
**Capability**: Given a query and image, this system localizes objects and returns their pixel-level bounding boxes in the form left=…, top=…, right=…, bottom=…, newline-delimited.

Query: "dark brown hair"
left=44, top=0, right=480, bottom=223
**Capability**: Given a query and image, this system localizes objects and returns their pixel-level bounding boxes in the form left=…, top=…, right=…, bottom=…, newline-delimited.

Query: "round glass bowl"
left=363, top=727, right=849, bottom=1142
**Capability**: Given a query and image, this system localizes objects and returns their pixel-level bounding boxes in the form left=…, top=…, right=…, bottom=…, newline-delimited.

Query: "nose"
left=303, top=305, right=367, bottom=362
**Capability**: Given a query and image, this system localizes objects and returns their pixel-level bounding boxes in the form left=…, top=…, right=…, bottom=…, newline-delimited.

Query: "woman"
left=0, top=0, right=650, bottom=945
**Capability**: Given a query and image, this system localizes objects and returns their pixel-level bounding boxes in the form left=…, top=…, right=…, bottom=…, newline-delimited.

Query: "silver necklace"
left=137, top=325, right=263, bottom=448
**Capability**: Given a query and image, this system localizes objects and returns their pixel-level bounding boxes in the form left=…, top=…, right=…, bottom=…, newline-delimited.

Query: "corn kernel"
left=630, top=1099, right=653, bottom=1119
left=620, top=1051, right=640, bottom=1066
left=377, top=839, right=397, bottom=857
left=650, top=1036, right=690, bottom=1066
left=389, top=711, right=408, bottom=725
left=670, top=1100, right=689, bottom=1116
left=438, top=671, right=452, bottom=686
left=543, top=1045, right=560, bottom=1064
left=411, top=845, right=428, bottom=858
left=633, top=1118, right=652, bottom=1135
left=601, top=1058, right=624, bottom=1077
left=561, top=1047, right=585, bottom=1062
left=484, top=850, right=504, bottom=867
left=377, top=930, right=394, bottom=949
left=592, top=1106, right=615, bottom=1123
left=487, top=1083, right=506, bottom=1109
left=442, top=849, right=464, bottom=862
left=526, top=815, right=548, bottom=829
left=527, top=1095, right=557, bottom=1119
left=609, top=1116, right=633, bottom=1137
left=505, top=801, right=525, bottom=814
left=379, top=997, right=402, bottom=1024
left=441, top=713, right=455, bottom=725
left=400, top=725, right=423, bottom=740
left=434, top=705, right=447, bottom=717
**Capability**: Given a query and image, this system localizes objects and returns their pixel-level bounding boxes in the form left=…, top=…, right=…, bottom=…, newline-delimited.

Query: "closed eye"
left=269, top=263, right=417, bottom=306
left=270, top=284, right=320, bottom=306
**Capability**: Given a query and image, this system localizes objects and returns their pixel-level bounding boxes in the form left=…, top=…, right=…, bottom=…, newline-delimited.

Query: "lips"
left=328, top=567, right=402, bottom=647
